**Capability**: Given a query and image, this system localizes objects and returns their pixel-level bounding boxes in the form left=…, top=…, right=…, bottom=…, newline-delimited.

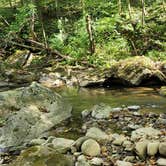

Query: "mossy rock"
left=10, top=146, right=74, bottom=166
left=104, top=56, right=166, bottom=86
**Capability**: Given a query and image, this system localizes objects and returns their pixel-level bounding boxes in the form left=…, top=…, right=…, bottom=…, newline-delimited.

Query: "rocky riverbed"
left=0, top=83, right=166, bottom=166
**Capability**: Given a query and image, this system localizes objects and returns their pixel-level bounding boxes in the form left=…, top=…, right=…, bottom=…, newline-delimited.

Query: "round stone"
left=81, top=139, right=101, bottom=157
left=159, top=142, right=166, bottom=157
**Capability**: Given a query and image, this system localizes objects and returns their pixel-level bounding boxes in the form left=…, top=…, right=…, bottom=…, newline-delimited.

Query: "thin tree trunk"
left=141, top=0, right=145, bottom=27
left=127, top=0, right=132, bottom=19
left=86, top=15, right=95, bottom=55
left=129, top=39, right=138, bottom=56
left=8, top=0, right=13, bottom=8
left=162, top=0, right=165, bottom=11
left=118, top=0, right=122, bottom=15
left=30, top=2, right=37, bottom=41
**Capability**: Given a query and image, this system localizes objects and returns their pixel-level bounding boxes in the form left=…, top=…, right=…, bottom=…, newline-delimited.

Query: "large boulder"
left=0, top=82, right=72, bottom=149
left=104, top=56, right=166, bottom=86
left=10, top=145, right=74, bottom=166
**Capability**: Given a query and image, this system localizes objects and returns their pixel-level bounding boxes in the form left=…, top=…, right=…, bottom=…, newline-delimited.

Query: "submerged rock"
left=91, top=103, right=112, bottom=119
left=10, top=145, right=74, bottom=166
left=0, top=82, right=72, bottom=149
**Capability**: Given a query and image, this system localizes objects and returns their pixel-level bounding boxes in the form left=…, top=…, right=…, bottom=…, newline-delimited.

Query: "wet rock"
left=135, top=140, right=148, bottom=159
left=10, top=145, right=74, bottom=166
left=81, top=139, right=101, bottom=157
left=91, top=103, right=112, bottom=119
left=0, top=82, right=72, bottom=149
left=86, top=127, right=110, bottom=141
left=159, top=142, right=166, bottom=157
left=52, top=138, right=75, bottom=153
left=157, top=158, right=166, bottom=166
left=131, top=127, right=161, bottom=141
left=147, top=142, right=159, bottom=156
left=116, top=160, right=132, bottom=166
left=90, top=157, right=103, bottom=165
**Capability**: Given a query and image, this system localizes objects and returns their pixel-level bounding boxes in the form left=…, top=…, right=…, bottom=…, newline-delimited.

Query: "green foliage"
left=7, top=3, right=36, bottom=36
left=0, top=0, right=165, bottom=67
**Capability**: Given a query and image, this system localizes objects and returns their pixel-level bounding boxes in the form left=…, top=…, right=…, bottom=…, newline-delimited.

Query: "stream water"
left=52, top=86, right=166, bottom=139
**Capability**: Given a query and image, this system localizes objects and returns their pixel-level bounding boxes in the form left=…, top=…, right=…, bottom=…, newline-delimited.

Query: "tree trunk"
left=127, top=0, right=132, bottom=19
left=86, top=15, right=95, bottom=55
left=141, top=0, right=145, bottom=27
left=118, top=0, right=122, bottom=15
left=8, top=0, right=13, bottom=8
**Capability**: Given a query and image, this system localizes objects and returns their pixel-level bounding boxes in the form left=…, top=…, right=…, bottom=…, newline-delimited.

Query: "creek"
left=52, top=86, right=166, bottom=139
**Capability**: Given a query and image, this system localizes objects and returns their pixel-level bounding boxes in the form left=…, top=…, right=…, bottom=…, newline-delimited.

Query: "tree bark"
left=118, top=0, right=122, bottom=15
left=86, top=15, right=95, bottom=55
left=141, top=0, right=145, bottom=27
left=127, top=0, right=132, bottom=19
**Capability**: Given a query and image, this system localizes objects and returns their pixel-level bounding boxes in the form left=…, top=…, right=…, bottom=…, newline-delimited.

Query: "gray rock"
left=112, top=107, right=122, bottom=112
left=112, top=135, right=126, bottom=146
left=147, top=142, right=159, bottom=156
left=0, top=82, right=72, bottom=149
left=81, top=139, right=101, bottom=157
left=131, top=127, right=161, bottom=141
left=116, top=160, right=132, bottom=166
left=157, top=158, right=166, bottom=166
left=123, top=141, right=134, bottom=151
left=127, top=105, right=140, bottom=111
left=76, top=155, right=90, bottom=166
left=135, top=140, right=148, bottom=159
left=86, top=127, right=109, bottom=141
left=158, top=118, right=166, bottom=125
left=73, top=136, right=89, bottom=151
left=82, top=109, right=92, bottom=118
left=91, top=103, right=112, bottom=119
left=159, top=142, right=166, bottom=157
left=52, top=138, right=75, bottom=153
left=90, top=157, right=103, bottom=165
